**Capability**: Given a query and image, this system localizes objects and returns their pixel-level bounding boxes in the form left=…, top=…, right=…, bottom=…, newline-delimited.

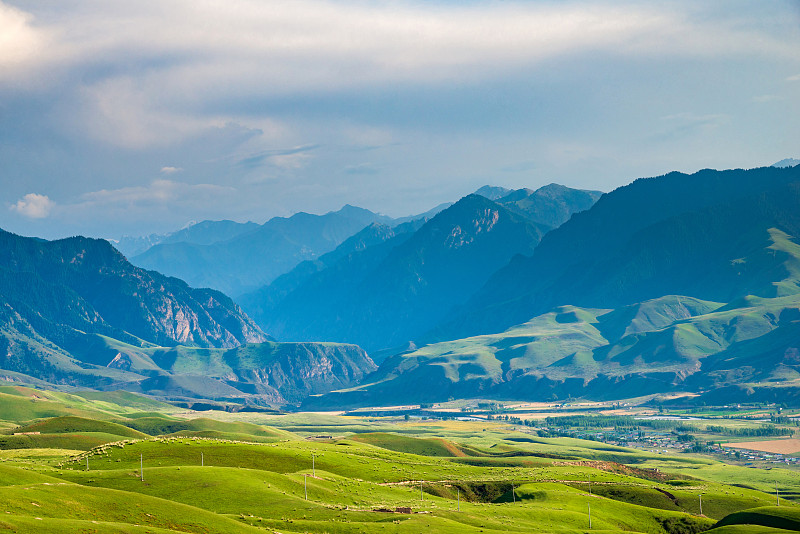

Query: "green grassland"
left=314, top=257, right=800, bottom=407
left=0, top=388, right=796, bottom=533
left=0, top=386, right=177, bottom=423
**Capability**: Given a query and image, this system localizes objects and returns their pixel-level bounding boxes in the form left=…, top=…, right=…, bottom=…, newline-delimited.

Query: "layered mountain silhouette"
left=130, top=205, right=392, bottom=297
left=434, top=166, right=800, bottom=342
left=8, top=167, right=800, bottom=408
left=306, top=165, right=800, bottom=407
left=113, top=220, right=260, bottom=258
left=242, top=195, right=551, bottom=351
left=240, top=185, right=601, bottom=352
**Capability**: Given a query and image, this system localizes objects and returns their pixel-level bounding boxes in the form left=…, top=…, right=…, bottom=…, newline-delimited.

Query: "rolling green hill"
left=1, top=415, right=790, bottom=533
left=308, top=290, right=800, bottom=407
left=0, top=386, right=794, bottom=534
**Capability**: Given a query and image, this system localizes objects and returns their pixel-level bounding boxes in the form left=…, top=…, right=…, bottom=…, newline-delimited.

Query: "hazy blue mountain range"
left=240, top=184, right=602, bottom=352
left=773, top=158, right=800, bottom=168
left=304, top=165, right=800, bottom=407
left=239, top=219, right=427, bottom=336
left=0, top=230, right=371, bottom=404
left=242, top=195, right=553, bottom=351
left=473, top=185, right=513, bottom=200
left=112, top=220, right=260, bottom=258
left=7, top=168, right=800, bottom=408
left=131, top=205, right=392, bottom=297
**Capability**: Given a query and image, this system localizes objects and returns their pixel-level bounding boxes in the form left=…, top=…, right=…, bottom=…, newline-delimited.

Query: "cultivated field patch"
left=724, top=439, right=800, bottom=455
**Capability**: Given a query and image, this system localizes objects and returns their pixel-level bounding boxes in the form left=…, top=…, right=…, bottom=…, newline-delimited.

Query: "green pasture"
left=0, top=388, right=796, bottom=533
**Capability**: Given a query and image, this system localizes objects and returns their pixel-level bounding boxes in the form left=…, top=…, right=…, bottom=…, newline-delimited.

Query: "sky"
left=1, top=0, right=799, bottom=240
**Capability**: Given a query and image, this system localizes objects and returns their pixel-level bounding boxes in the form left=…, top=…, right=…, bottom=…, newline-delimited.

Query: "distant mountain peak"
left=334, top=204, right=374, bottom=216
left=473, top=185, right=512, bottom=200
left=773, top=158, right=800, bottom=168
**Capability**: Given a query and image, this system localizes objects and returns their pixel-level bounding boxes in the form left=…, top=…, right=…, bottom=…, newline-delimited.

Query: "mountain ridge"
left=131, top=205, right=393, bottom=297
left=242, top=194, right=551, bottom=351
left=431, top=166, right=800, bottom=343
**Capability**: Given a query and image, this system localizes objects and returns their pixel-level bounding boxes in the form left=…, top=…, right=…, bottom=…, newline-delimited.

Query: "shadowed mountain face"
left=0, top=230, right=267, bottom=350
left=134, top=341, right=376, bottom=404
left=433, top=165, right=800, bottom=343
left=240, top=184, right=602, bottom=353
left=0, top=229, right=372, bottom=403
left=131, top=205, right=392, bottom=297
left=242, top=195, right=550, bottom=351
left=239, top=219, right=426, bottom=338
left=303, top=166, right=800, bottom=408
left=493, top=184, right=602, bottom=229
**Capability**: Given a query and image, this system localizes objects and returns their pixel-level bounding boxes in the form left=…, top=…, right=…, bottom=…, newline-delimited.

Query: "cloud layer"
left=1, top=0, right=798, bottom=239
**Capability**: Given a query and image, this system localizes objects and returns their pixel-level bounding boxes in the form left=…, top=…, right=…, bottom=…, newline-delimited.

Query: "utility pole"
left=140, top=454, right=144, bottom=482
left=699, top=494, right=702, bottom=516
left=776, top=482, right=780, bottom=506
left=201, top=452, right=204, bottom=467
left=511, top=482, right=515, bottom=503
left=312, top=454, right=316, bottom=478
left=86, top=456, right=89, bottom=471
left=588, top=503, right=591, bottom=529
left=304, top=474, right=308, bottom=500
left=420, top=481, right=423, bottom=501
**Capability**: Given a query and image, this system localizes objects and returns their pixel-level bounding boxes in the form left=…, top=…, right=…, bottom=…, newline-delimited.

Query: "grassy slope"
left=0, top=470, right=262, bottom=533
left=713, top=506, right=800, bottom=531
left=55, top=444, right=715, bottom=533
left=0, top=391, right=793, bottom=534
left=0, top=386, right=177, bottom=422
left=322, top=283, right=800, bottom=405
left=10, top=416, right=149, bottom=439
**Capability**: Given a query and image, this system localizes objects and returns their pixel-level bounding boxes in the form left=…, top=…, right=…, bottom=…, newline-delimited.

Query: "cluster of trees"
left=705, top=425, right=792, bottom=437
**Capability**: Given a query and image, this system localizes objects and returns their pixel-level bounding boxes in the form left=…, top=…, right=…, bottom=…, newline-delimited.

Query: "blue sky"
left=1, top=0, right=799, bottom=239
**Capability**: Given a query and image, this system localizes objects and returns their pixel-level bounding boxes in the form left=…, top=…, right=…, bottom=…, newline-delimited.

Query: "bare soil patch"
left=724, top=438, right=800, bottom=455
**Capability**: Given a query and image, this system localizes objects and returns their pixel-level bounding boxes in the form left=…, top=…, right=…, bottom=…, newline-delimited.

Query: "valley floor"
left=0, top=388, right=799, bottom=533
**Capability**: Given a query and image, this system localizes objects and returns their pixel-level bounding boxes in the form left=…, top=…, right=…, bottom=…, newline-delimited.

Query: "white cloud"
left=3, top=1, right=796, bottom=150
left=3, top=1, right=796, bottom=91
left=662, top=112, right=729, bottom=127
left=160, top=166, right=183, bottom=174
left=74, top=179, right=234, bottom=209
left=788, top=74, right=800, bottom=82
left=753, top=94, right=782, bottom=103
left=9, top=193, right=54, bottom=218
left=0, top=2, right=47, bottom=76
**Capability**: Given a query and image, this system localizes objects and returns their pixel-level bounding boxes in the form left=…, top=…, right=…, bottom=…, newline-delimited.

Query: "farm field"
left=0, top=387, right=797, bottom=533
left=724, top=439, right=800, bottom=455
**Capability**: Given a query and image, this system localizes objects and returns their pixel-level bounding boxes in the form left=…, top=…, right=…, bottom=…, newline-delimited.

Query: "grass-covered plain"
left=0, top=387, right=797, bottom=533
